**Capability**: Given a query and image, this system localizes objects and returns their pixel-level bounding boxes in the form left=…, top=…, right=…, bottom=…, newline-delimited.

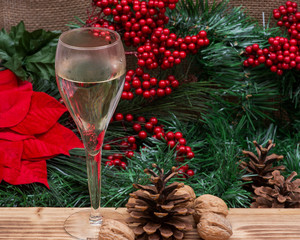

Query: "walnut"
left=98, top=219, right=135, bottom=240
left=197, top=212, right=232, bottom=240
left=174, top=184, right=196, bottom=208
left=193, top=194, right=228, bottom=223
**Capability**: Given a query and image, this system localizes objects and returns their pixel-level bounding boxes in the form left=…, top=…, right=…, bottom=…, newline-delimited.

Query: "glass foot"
left=64, top=209, right=123, bottom=240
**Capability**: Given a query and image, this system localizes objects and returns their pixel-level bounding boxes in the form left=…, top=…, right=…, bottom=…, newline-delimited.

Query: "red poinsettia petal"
left=0, top=140, right=23, bottom=169
left=11, top=92, right=67, bottom=135
left=2, top=160, right=49, bottom=188
left=0, top=129, right=34, bottom=141
left=0, top=69, right=19, bottom=91
left=0, top=84, right=33, bottom=128
left=58, top=124, right=84, bottom=150
left=22, top=123, right=83, bottom=160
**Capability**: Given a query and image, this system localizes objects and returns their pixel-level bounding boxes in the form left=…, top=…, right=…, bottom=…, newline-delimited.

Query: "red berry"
left=156, top=132, right=165, bottom=140
left=135, top=88, right=143, bottom=95
left=188, top=43, right=196, bottom=50
left=103, top=144, right=111, bottom=150
left=171, top=80, right=179, bottom=88
left=178, top=138, right=186, bottom=145
left=125, top=151, right=134, bottom=158
left=252, top=44, right=259, bottom=51
left=143, top=90, right=151, bottom=98
left=127, top=136, right=136, bottom=144
left=186, top=169, right=195, bottom=176
left=113, top=153, right=123, bottom=160
left=125, top=114, right=134, bottom=122
left=133, top=123, right=142, bottom=132
left=182, top=165, right=189, bottom=172
left=138, top=130, right=147, bottom=139
left=124, top=82, right=130, bottom=91
left=158, top=80, right=166, bottom=88
left=113, top=159, right=121, bottom=166
left=150, top=77, right=157, bottom=86
left=177, top=145, right=186, bottom=154
left=145, top=122, right=153, bottom=132
left=174, top=132, right=183, bottom=139
left=277, top=69, right=283, bottom=75
left=153, top=126, right=163, bottom=134
left=149, top=117, right=158, bottom=125
left=198, top=30, right=207, bottom=38
left=115, top=113, right=124, bottom=121
left=103, top=7, right=112, bottom=15
left=165, top=87, right=172, bottom=95
left=185, top=146, right=192, bottom=152
left=120, top=162, right=127, bottom=169
left=142, top=81, right=151, bottom=89
left=105, top=161, right=113, bottom=166
left=258, top=56, right=266, bottom=63
left=157, top=88, right=165, bottom=97
left=245, top=46, right=252, bottom=53
left=150, top=89, right=156, bottom=96
left=179, top=51, right=186, bottom=58
left=186, top=151, right=195, bottom=159
left=168, top=140, right=176, bottom=148
left=177, top=166, right=186, bottom=173
left=243, top=60, right=249, bottom=67
left=166, top=131, right=175, bottom=140
left=270, top=65, right=277, bottom=72
left=137, top=116, right=146, bottom=122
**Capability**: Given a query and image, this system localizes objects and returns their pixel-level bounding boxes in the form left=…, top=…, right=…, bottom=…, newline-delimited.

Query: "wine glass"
left=55, top=27, right=126, bottom=239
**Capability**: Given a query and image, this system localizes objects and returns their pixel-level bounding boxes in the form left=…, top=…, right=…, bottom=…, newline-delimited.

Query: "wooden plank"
left=0, top=208, right=299, bottom=239
left=227, top=209, right=300, bottom=240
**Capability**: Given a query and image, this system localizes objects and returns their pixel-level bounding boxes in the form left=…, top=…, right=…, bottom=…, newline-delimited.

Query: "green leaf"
left=3, top=56, right=27, bottom=79
left=0, top=29, right=15, bottom=59
left=0, top=21, right=60, bottom=81
left=20, top=29, right=59, bottom=54
left=25, top=44, right=56, bottom=81
left=0, top=49, right=10, bottom=61
left=9, top=21, right=26, bottom=43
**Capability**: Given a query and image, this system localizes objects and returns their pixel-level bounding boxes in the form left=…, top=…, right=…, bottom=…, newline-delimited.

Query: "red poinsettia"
left=0, top=70, right=83, bottom=188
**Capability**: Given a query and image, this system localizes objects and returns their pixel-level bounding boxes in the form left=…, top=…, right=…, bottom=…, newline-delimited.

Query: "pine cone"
left=126, top=164, right=194, bottom=240
left=240, top=140, right=285, bottom=189
left=251, top=170, right=300, bottom=208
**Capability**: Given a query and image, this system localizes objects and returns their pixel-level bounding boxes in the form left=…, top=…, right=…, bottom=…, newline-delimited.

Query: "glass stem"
left=86, top=150, right=102, bottom=225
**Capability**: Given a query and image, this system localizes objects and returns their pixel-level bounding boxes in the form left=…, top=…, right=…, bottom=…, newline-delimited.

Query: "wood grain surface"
left=0, top=208, right=299, bottom=239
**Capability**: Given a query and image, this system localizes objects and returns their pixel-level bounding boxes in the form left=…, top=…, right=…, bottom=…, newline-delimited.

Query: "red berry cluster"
left=136, top=28, right=209, bottom=69
left=122, top=69, right=179, bottom=99
left=243, top=1, right=300, bottom=75
left=103, top=113, right=196, bottom=176
left=273, top=1, right=300, bottom=40
left=88, top=0, right=209, bottom=100
left=104, top=152, right=128, bottom=169
left=243, top=39, right=300, bottom=75
left=177, top=164, right=195, bottom=178
left=90, top=0, right=178, bottom=46
left=121, top=29, right=209, bottom=99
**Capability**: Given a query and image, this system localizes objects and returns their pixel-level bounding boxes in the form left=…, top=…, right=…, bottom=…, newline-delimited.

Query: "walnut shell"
left=193, top=194, right=228, bottom=223
left=197, top=212, right=232, bottom=240
left=98, top=219, right=135, bottom=240
left=174, top=184, right=196, bottom=208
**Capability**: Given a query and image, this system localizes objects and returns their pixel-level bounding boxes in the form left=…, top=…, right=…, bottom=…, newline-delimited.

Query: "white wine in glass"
left=55, top=27, right=126, bottom=239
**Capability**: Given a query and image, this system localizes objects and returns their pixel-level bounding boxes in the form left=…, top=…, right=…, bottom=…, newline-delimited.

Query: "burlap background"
left=0, top=0, right=289, bottom=32
left=0, top=0, right=90, bottom=32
